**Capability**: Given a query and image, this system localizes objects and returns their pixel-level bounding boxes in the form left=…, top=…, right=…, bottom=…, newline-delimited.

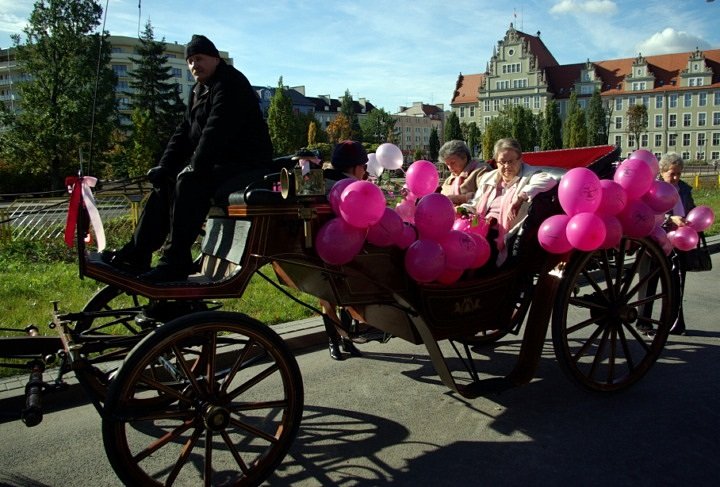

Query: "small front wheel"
left=102, top=311, right=304, bottom=486
left=552, top=237, right=677, bottom=392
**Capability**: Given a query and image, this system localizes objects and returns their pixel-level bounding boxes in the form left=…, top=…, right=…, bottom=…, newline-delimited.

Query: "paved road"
left=1, top=254, right=719, bottom=486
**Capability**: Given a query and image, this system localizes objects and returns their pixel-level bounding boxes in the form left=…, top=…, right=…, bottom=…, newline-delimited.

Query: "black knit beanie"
left=185, top=34, right=220, bottom=59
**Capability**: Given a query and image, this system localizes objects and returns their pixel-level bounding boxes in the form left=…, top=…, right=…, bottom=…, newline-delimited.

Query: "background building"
left=451, top=24, right=720, bottom=163
left=392, top=102, right=445, bottom=158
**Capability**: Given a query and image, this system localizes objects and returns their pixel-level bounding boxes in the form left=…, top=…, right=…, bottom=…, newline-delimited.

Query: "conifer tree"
left=267, top=77, right=295, bottom=156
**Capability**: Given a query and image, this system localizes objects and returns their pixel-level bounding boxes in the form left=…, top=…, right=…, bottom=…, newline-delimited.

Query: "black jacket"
left=159, top=61, right=273, bottom=176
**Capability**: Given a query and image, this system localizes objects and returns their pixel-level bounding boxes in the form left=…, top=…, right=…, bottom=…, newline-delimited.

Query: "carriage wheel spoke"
left=165, top=425, right=204, bottom=486
left=220, top=338, right=255, bottom=394
left=227, top=364, right=280, bottom=402
left=229, top=416, right=281, bottom=443
left=221, top=430, right=250, bottom=475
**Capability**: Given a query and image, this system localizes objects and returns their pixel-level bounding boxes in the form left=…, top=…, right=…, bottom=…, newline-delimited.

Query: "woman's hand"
left=669, top=215, right=687, bottom=227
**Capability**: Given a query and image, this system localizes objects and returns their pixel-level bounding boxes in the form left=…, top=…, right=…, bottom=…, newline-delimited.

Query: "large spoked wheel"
left=102, top=311, right=304, bottom=486
left=552, top=236, right=678, bottom=392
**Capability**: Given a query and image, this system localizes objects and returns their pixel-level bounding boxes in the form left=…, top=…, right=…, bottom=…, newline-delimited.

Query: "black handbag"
left=679, top=232, right=712, bottom=272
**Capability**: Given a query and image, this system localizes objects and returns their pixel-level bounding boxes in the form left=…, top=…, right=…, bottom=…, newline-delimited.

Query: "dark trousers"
left=127, top=166, right=268, bottom=269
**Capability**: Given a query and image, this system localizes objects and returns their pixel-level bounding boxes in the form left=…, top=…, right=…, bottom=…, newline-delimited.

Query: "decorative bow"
left=64, top=176, right=106, bottom=251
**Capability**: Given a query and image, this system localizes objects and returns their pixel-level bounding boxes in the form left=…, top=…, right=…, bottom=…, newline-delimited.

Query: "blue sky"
left=1, top=0, right=718, bottom=112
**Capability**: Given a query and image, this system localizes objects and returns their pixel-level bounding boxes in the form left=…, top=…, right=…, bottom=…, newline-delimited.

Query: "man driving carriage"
left=104, top=34, right=273, bottom=282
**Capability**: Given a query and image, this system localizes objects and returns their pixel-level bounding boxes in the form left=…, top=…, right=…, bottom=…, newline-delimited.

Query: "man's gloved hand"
left=146, top=166, right=169, bottom=187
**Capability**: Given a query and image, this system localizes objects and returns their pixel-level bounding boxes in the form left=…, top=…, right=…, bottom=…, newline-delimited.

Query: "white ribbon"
left=80, top=177, right=106, bottom=251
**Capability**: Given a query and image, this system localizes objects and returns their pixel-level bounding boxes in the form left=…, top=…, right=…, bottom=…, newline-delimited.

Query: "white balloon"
left=366, top=153, right=384, bottom=177
left=376, top=143, right=404, bottom=170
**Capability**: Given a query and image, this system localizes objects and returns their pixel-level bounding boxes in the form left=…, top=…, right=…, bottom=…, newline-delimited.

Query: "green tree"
left=540, top=99, right=562, bottom=150
left=326, top=114, right=352, bottom=143
left=0, top=0, right=117, bottom=190
left=563, top=92, right=587, bottom=148
left=506, top=105, right=537, bottom=153
left=626, top=103, right=648, bottom=149
left=586, top=90, right=607, bottom=145
left=428, top=127, right=440, bottom=161
left=465, top=122, right=482, bottom=157
left=481, top=116, right=512, bottom=160
left=126, top=108, right=162, bottom=177
left=444, top=111, right=463, bottom=142
left=127, top=21, right=185, bottom=161
left=340, top=89, right=362, bottom=141
left=267, top=77, right=296, bottom=156
left=359, top=108, right=396, bottom=144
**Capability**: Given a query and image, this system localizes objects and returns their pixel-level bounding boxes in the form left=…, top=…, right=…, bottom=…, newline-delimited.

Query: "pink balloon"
left=668, top=225, right=699, bottom=251
left=404, top=239, right=446, bottom=283
left=395, top=198, right=416, bottom=224
left=538, top=214, right=573, bottom=254
left=452, top=216, right=470, bottom=232
left=339, top=180, right=387, bottom=229
left=613, top=158, right=654, bottom=200
left=328, top=179, right=354, bottom=215
left=597, top=180, right=627, bottom=216
left=436, top=267, right=464, bottom=285
left=686, top=205, right=715, bottom=232
left=600, top=215, right=623, bottom=249
left=617, top=199, right=655, bottom=238
left=558, top=167, right=602, bottom=215
left=395, top=222, right=417, bottom=249
left=642, top=180, right=679, bottom=213
left=367, top=207, right=404, bottom=247
left=628, top=149, right=659, bottom=177
left=438, top=230, right=477, bottom=270
left=414, top=193, right=455, bottom=241
left=466, top=232, right=491, bottom=268
left=405, top=160, right=440, bottom=197
left=566, top=212, right=606, bottom=251
left=315, top=217, right=366, bottom=265
left=650, top=224, right=671, bottom=255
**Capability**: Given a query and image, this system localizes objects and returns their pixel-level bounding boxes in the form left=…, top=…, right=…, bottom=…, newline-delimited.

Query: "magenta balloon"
left=404, top=239, right=446, bottom=283
left=597, top=179, right=627, bottom=216
left=649, top=224, right=672, bottom=255
left=395, top=222, right=417, bottom=249
left=628, top=149, right=659, bottom=177
left=558, top=167, right=602, bottom=215
left=566, top=212, right=606, bottom=251
left=405, top=160, right=440, bottom=197
left=414, top=193, right=456, bottom=240
left=439, top=230, right=477, bottom=270
left=315, top=217, right=366, bottom=265
left=538, top=214, right=573, bottom=254
left=617, top=199, right=655, bottom=237
left=642, top=180, right=679, bottom=213
left=466, top=232, right=491, bottom=268
left=600, top=215, right=623, bottom=249
left=339, top=180, right=387, bottom=228
left=395, top=198, right=416, bottom=224
left=436, top=267, right=464, bottom=285
left=452, top=217, right=471, bottom=232
left=328, top=178, right=354, bottom=215
left=669, top=225, right=699, bottom=251
left=367, top=207, right=404, bottom=247
left=613, top=158, right=654, bottom=200
left=686, top=205, right=715, bottom=232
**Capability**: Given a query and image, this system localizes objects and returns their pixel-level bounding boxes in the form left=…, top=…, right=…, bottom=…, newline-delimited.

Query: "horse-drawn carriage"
left=0, top=145, right=680, bottom=485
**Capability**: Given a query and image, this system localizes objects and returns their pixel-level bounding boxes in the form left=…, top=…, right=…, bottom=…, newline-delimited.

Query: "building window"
left=713, top=112, right=720, bottom=126
left=655, top=114, right=662, bottom=128
left=171, top=68, right=181, bottom=78
left=642, top=95, right=649, bottom=106
left=631, top=81, right=646, bottom=91
left=655, top=95, right=663, bottom=109
left=580, top=85, right=594, bottom=95
left=712, top=151, right=720, bottom=160
left=699, top=92, right=707, bottom=107
left=715, top=92, right=720, bottom=105
left=512, top=79, right=527, bottom=88
left=628, top=96, right=636, bottom=106
left=669, top=114, right=677, bottom=127
left=669, top=94, right=678, bottom=108
left=684, top=92, right=692, bottom=107
left=112, top=64, right=128, bottom=76
left=698, top=133, right=706, bottom=146
left=470, top=106, right=475, bottom=117
left=615, top=116, right=622, bottom=129
left=682, top=133, right=691, bottom=146
left=496, top=80, right=510, bottom=90
left=493, top=99, right=500, bottom=111
left=483, top=116, right=491, bottom=126
left=614, top=135, right=622, bottom=147
left=641, top=134, right=648, bottom=147
left=534, top=96, right=541, bottom=109
left=698, top=112, right=706, bottom=126
left=683, top=113, right=691, bottom=127
left=713, top=133, right=720, bottom=146
left=669, top=133, right=677, bottom=146
left=682, top=151, right=690, bottom=160
left=484, top=99, right=490, bottom=111
left=615, top=98, right=622, bottom=111
left=654, top=134, right=662, bottom=147
left=688, top=77, right=704, bottom=87
left=628, top=134, right=636, bottom=148
left=460, top=107, right=465, bottom=117
left=697, top=151, right=705, bottom=160
left=523, top=96, right=530, bottom=108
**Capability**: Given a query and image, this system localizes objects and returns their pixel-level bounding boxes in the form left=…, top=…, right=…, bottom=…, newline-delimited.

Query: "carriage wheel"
left=552, top=237, right=677, bottom=392
left=102, top=311, right=304, bottom=486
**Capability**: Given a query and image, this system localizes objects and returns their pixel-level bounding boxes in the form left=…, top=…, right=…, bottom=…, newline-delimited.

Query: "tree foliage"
left=326, top=114, right=352, bottom=143
left=428, top=127, right=440, bottom=161
left=0, top=0, right=117, bottom=190
left=463, top=122, right=482, bottom=157
left=444, top=111, right=463, bottom=142
left=481, top=116, right=512, bottom=160
left=359, top=108, right=396, bottom=144
left=586, top=90, right=608, bottom=146
left=540, top=99, right=562, bottom=150
left=563, top=92, right=587, bottom=148
left=340, top=89, right=362, bottom=141
left=127, top=21, right=185, bottom=162
left=267, top=77, right=296, bottom=156
left=626, top=103, right=648, bottom=149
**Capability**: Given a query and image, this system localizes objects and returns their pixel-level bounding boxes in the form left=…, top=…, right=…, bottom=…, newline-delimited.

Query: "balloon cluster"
left=537, top=149, right=715, bottom=255
left=315, top=146, right=493, bottom=284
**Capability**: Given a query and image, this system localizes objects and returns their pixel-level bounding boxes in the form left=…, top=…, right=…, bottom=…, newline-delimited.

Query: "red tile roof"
left=451, top=73, right=484, bottom=104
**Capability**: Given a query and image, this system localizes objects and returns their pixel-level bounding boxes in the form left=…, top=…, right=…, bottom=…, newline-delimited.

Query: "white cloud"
left=636, top=27, right=711, bottom=55
left=550, top=0, right=617, bottom=15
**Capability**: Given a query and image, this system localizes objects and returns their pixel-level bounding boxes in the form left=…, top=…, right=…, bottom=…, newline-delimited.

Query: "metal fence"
left=0, top=190, right=149, bottom=243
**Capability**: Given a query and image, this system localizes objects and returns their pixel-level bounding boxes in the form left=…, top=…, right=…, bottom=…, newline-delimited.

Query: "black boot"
left=341, top=337, right=363, bottom=357
left=328, top=338, right=344, bottom=361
